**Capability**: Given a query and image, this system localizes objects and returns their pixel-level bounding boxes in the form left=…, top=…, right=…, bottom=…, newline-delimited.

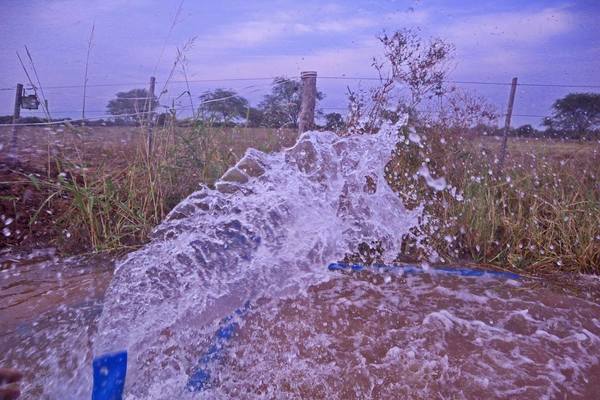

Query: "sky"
left=0, top=0, right=599, bottom=127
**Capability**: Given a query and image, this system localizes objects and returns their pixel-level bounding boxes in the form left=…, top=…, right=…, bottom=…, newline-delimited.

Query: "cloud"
left=314, top=17, right=378, bottom=33
left=212, top=16, right=377, bottom=48
left=35, top=0, right=145, bottom=24
left=184, top=38, right=380, bottom=79
left=434, top=6, right=576, bottom=78
left=194, top=7, right=429, bottom=50
left=443, top=7, right=573, bottom=48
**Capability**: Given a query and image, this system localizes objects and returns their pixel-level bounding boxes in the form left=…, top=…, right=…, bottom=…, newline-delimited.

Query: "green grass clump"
left=387, top=127, right=600, bottom=274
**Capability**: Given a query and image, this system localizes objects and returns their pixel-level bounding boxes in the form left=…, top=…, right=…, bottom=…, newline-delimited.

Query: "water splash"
left=93, top=120, right=421, bottom=397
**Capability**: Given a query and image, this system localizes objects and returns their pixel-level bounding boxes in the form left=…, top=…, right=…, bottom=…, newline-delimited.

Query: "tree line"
left=103, top=77, right=348, bottom=131
left=101, top=82, right=600, bottom=139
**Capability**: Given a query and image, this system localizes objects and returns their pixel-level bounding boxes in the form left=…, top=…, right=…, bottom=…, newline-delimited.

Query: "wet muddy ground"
left=202, top=269, right=600, bottom=399
left=0, top=249, right=113, bottom=398
left=1, top=252, right=599, bottom=399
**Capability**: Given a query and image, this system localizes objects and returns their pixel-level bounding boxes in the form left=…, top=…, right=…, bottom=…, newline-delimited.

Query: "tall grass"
left=388, top=127, right=600, bottom=274
left=28, top=121, right=239, bottom=252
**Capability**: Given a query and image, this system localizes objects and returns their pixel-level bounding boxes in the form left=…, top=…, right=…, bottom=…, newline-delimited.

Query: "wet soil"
left=205, top=270, right=600, bottom=399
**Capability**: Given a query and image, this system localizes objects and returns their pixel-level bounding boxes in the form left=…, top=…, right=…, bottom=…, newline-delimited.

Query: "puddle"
left=0, top=248, right=114, bottom=398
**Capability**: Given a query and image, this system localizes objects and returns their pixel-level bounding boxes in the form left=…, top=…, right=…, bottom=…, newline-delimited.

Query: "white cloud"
left=193, top=7, right=429, bottom=50
left=443, top=7, right=573, bottom=48
left=36, top=0, right=145, bottom=24
left=434, top=7, right=576, bottom=78
left=314, top=17, right=377, bottom=33
left=185, top=39, right=380, bottom=79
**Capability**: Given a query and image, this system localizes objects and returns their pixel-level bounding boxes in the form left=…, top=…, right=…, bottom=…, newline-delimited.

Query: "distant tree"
left=324, top=112, right=345, bottom=131
left=107, top=89, right=157, bottom=121
left=197, top=89, right=249, bottom=125
left=259, top=77, right=324, bottom=128
left=543, top=93, right=600, bottom=138
left=246, top=107, right=264, bottom=128
left=515, top=124, right=536, bottom=137
left=436, top=88, right=498, bottom=132
left=156, top=112, right=176, bottom=127
left=377, top=29, right=454, bottom=107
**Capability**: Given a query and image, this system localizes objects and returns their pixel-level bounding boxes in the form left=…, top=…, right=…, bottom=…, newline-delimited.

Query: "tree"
left=324, top=112, right=345, bottom=131
left=377, top=29, right=454, bottom=107
left=246, top=107, right=264, bottom=128
left=259, top=77, right=324, bottom=128
left=107, top=89, right=157, bottom=121
left=543, top=93, right=600, bottom=138
left=515, top=124, right=536, bottom=137
left=435, top=88, right=498, bottom=132
left=197, top=89, right=249, bottom=125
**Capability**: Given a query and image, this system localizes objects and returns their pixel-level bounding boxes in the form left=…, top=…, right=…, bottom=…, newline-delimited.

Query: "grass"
left=387, top=127, right=600, bottom=275
left=0, top=122, right=296, bottom=253
left=2, top=119, right=598, bottom=275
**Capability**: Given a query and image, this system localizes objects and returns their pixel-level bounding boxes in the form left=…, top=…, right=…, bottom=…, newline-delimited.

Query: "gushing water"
left=2, top=121, right=599, bottom=399
left=93, top=121, right=420, bottom=398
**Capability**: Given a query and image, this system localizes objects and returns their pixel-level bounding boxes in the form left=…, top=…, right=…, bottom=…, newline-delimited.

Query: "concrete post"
left=498, top=77, right=518, bottom=170
left=146, top=76, right=156, bottom=154
left=298, top=71, right=317, bottom=133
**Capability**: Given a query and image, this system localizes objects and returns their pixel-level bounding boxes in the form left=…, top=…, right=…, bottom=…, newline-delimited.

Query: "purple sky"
left=1, top=0, right=599, bottom=127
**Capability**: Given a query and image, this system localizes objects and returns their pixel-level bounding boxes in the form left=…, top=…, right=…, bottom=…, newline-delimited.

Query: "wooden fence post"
left=498, top=77, right=518, bottom=170
left=146, top=76, right=156, bottom=153
left=298, top=71, right=317, bottom=134
left=9, top=83, right=23, bottom=164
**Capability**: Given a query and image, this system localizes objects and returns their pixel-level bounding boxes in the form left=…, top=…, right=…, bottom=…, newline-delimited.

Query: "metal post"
left=9, top=83, right=23, bottom=164
left=498, top=77, right=518, bottom=170
left=298, top=71, right=317, bottom=134
left=146, top=76, right=156, bottom=153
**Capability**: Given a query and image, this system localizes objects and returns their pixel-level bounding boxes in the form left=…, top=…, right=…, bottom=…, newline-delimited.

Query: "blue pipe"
left=186, top=301, right=251, bottom=392
left=327, top=262, right=520, bottom=280
left=92, top=351, right=127, bottom=400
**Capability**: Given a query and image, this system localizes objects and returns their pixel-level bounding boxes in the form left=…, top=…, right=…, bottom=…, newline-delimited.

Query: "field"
left=0, top=124, right=297, bottom=253
left=0, top=125, right=297, bottom=174
left=1, top=124, right=599, bottom=275
left=386, top=128, right=600, bottom=275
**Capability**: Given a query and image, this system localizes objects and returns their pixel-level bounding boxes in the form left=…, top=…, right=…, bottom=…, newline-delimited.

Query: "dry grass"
left=387, top=128, right=600, bottom=275
left=3, top=122, right=599, bottom=275
left=0, top=123, right=296, bottom=253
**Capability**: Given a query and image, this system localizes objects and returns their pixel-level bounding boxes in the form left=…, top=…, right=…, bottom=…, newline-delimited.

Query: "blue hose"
left=327, top=262, right=520, bottom=280
left=91, top=351, right=127, bottom=400
left=186, top=301, right=251, bottom=392
left=92, top=263, right=518, bottom=398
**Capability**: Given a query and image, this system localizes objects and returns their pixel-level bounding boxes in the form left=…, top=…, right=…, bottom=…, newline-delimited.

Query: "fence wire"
left=1, top=74, right=599, bottom=126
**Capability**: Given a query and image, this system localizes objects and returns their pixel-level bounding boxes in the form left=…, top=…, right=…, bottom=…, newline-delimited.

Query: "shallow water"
left=0, top=248, right=113, bottom=398
left=208, top=270, right=600, bottom=399
left=2, top=255, right=599, bottom=399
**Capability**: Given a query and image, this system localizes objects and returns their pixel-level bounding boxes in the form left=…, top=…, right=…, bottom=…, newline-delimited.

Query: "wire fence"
left=1, top=74, right=599, bottom=127
left=4, top=76, right=600, bottom=92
